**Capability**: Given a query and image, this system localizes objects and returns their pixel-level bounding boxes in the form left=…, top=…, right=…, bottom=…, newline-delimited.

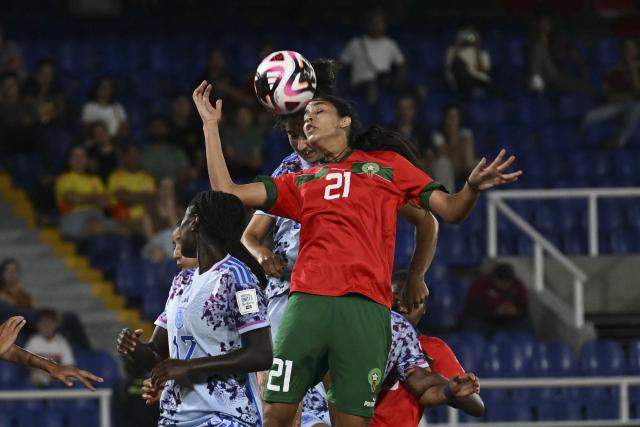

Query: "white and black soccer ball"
left=254, top=50, right=316, bottom=115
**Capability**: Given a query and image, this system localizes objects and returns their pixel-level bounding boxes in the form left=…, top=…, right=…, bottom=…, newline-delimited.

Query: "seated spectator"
left=86, top=122, right=119, bottom=181
left=528, top=16, right=593, bottom=95
left=141, top=115, right=189, bottom=183
left=0, top=26, right=25, bottom=79
left=220, top=106, right=264, bottom=179
left=198, top=48, right=252, bottom=110
left=461, top=263, right=532, bottom=336
left=108, top=145, right=156, bottom=237
left=0, top=258, right=33, bottom=309
left=583, top=38, right=640, bottom=148
left=22, top=59, right=67, bottom=124
left=141, top=178, right=181, bottom=264
left=428, top=105, right=476, bottom=191
left=24, top=309, right=75, bottom=386
left=55, top=146, right=122, bottom=240
left=445, top=26, right=496, bottom=97
left=81, top=76, right=128, bottom=139
left=388, top=94, right=430, bottom=158
left=340, top=8, right=405, bottom=104
left=168, top=92, right=202, bottom=162
left=0, top=72, right=43, bottom=159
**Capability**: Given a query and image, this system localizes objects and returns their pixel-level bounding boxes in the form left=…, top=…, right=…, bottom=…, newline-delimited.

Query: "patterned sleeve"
left=229, top=272, right=270, bottom=335
left=155, top=269, right=194, bottom=329
left=393, top=153, right=447, bottom=210
left=389, top=314, right=430, bottom=382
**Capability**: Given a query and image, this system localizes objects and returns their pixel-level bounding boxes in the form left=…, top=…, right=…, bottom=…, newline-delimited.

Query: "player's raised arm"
left=193, top=81, right=268, bottom=208
left=429, top=149, right=522, bottom=224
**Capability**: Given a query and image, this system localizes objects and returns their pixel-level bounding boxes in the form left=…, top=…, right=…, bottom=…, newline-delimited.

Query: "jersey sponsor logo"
left=363, top=398, right=376, bottom=407
left=236, top=289, right=259, bottom=315
left=368, top=368, right=382, bottom=392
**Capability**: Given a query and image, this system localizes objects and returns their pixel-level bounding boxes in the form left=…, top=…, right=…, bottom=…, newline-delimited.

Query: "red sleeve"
left=393, top=154, right=447, bottom=210
left=255, top=173, right=302, bottom=222
left=420, top=336, right=465, bottom=379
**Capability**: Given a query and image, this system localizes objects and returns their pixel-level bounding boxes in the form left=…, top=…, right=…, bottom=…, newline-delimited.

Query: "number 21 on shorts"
left=266, top=358, right=293, bottom=392
left=324, top=172, right=351, bottom=200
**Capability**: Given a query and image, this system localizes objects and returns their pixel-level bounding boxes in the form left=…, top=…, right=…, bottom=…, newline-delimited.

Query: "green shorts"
left=263, top=292, right=391, bottom=418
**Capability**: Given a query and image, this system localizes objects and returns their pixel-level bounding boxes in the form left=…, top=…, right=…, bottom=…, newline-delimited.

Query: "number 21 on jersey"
left=324, top=172, right=351, bottom=200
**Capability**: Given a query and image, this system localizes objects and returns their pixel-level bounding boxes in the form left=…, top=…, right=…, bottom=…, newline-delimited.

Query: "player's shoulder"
left=273, top=152, right=303, bottom=177
left=219, top=256, right=257, bottom=285
left=419, top=335, right=457, bottom=359
left=390, top=311, right=417, bottom=335
left=419, top=335, right=449, bottom=350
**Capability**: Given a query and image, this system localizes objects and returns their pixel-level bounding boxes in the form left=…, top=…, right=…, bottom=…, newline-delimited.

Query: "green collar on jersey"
left=324, top=148, right=353, bottom=164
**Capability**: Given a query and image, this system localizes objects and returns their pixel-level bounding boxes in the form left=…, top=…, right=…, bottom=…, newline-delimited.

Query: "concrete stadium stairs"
left=0, top=174, right=153, bottom=355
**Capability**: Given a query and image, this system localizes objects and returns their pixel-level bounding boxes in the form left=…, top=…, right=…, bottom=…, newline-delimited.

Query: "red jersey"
left=259, top=150, right=442, bottom=308
left=371, top=336, right=465, bottom=427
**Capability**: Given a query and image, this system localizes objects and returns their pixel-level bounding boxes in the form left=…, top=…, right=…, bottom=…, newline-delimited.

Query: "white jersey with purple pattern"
left=155, top=255, right=270, bottom=427
left=255, top=152, right=311, bottom=300
left=297, top=311, right=429, bottom=424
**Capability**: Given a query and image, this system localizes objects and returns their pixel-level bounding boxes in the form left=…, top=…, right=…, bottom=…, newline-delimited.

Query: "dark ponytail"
left=189, top=191, right=268, bottom=288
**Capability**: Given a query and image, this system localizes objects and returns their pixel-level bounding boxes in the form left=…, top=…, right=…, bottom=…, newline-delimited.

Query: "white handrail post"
left=487, top=195, right=497, bottom=257
left=620, top=380, right=629, bottom=422
left=588, top=194, right=598, bottom=256
left=574, top=278, right=584, bottom=328
left=447, top=405, right=458, bottom=426
left=534, top=242, right=544, bottom=292
left=100, top=390, right=111, bottom=427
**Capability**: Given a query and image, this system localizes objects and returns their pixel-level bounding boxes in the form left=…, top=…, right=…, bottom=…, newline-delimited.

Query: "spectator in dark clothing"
left=141, top=115, right=189, bottom=183
left=388, top=94, right=430, bottom=159
left=198, top=48, right=252, bottom=110
left=445, top=26, right=496, bottom=97
left=168, top=93, right=201, bottom=163
left=0, top=72, right=44, bottom=159
left=220, top=106, right=264, bottom=179
left=85, top=122, right=119, bottom=181
left=0, top=26, right=25, bottom=79
left=583, top=38, right=640, bottom=148
left=461, top=263, right=532, bottom=336
left=22, top=59, right=67, bottom=124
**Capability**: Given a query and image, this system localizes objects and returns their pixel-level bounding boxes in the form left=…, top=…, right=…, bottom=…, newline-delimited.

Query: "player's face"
left=172, top=226, right=198, bottom=270
left=303, top=101, right=350, bottom=151
left=179, top=207, right=198, bottom=259
left=284, top=117, right=323, bottom=164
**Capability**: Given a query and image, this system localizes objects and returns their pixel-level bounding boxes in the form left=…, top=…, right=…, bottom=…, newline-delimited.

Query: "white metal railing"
left=436, top=376, right=640, bottom=426
left=0, top=388, right=112, bottom=427
left=486, top=188, right=640, bottom=328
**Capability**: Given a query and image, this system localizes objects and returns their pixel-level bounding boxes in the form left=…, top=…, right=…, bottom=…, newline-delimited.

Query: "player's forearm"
left=149, top=327, right=169, bottom=361
left=450, top=393, right=485, bottom=417
left=242, top=232, right=266, bottom=259
left=430, top=185, right=479, bottom=224
left=130, top=341, right=165, bottom=372
left=186, top=345, right=273, bottom=377
left=202, top=122, right=237, bottom=193
left=408, top=211, right=438, bottom=277
left=4, top=345, right=56, bottom=374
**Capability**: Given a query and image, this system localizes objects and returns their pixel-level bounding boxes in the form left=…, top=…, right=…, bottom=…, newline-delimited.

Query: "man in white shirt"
left=340, top=9, right=405, bottom=103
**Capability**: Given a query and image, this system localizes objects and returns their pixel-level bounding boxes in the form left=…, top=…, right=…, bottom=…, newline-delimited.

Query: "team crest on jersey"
left=175, top=308, right=185, bottom=329
left=367, top=368, right=382, bottom=392
left=362, top=162, right=381, bottom=178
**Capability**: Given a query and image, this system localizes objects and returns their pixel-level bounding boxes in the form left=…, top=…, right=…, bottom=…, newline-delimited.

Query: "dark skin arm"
left=150, top=327, right=273, bottom=389
left=404, top=369, right=484, bottom=417
left=116, top=327, right=169, bottom=372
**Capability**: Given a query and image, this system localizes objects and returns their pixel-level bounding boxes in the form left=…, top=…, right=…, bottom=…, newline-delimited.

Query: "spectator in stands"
left=108, top=145, right=156, bottom=237
left=445, top=26, right=495, bottom=97
left=388, top=94, right=430, bottom=158
left=528, top=16, right=593, bottom=95
left=81, top=76, right=128, bottom=139
left=0, top=258, right=33, bottom=309
left=582, top=38, right=640, bottom=148
left=220, top=106, right=264, bottom=179
left=340, top=8, right=405, bottom=104
left=428, top=105, right=476, bottom=191
left=0, top=72, right=43, bottom=159
left=141, top=115, right=189, bottom=183
left=0, top=26, right=25, bottom=79
left=198, top=48, right=252, bottom=110
left=55, top=146, right=123, bottom=240
left=86, top=122, right=119, bottom=181
left=22, top=59, right=67, bottom=124
left=141, top=178, right=181, bottom=264
left=24, top=308, right=75, bottom=386
left=168, top=92, right=201, bottom=162
left=461, top=263, right=532, bottom=335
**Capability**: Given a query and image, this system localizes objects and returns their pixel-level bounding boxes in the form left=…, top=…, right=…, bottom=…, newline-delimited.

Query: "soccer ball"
left=254, top=50, right=316, bottom=115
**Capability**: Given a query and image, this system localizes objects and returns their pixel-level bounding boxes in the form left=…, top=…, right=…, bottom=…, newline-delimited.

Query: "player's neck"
left=196, top=235, right=227, bottom=272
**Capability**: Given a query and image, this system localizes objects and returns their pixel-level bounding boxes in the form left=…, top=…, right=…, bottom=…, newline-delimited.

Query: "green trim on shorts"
left=253, top=175, right=277, bottom=211
left=420, top=181, right=448, bottom=210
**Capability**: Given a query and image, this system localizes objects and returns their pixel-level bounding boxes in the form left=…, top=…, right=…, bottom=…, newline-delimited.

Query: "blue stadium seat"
left=493, top=331, right=536, bottom=361
left=629, top=339, right=640, bottom=374
left=376, top=95, right=396, bottom=125
left=535, top=399, right=582, bottom=421
left=16, top=413, right=65, bottom=427
left=87, top=234, right=134, bottom=276
left=592, top=38, right=622, bottom=68
left=485, top=400, right=533, bottom=422
left=9, top=154, right=45, bottom=190
left=445, top=332, right=485, bottom=375
left=562, top=231, right=588, bottom=255
left=67, top=410, right=100, bottom=427
left=428, top=285, right=459, bottom=329
left=116, top=259, right=161, bottom=298
left=533, top=341, right=576, bottom=377
left=143, top=288, right=168, bottom=321
left=580, top=340, right=626, bottom=376
left=484, top=339, right=531, bottom=378
left=512, top=95, right=552, bottom=126
left=467, top=97, right=506, bottom=127
left=608, top=228, right=638, bottom=254
left=556, top=95, right=591, bottom=121
left=599, top=202, right=627, bottom=232
left=0, top=362, right=25, bottom=387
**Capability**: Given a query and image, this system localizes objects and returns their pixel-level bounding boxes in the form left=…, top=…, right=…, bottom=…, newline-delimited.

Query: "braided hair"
left=189, top=191, right=268, bottom=288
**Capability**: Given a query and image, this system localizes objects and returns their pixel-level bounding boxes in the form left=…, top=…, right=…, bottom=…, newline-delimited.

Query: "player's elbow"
left=254, top=350, right=274, bottom=372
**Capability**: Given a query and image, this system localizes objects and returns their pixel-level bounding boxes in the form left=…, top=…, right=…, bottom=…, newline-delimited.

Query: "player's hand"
left=449, top=373, right=480, bottom=398
left=254, top=246, right=287, bottom=278
left=48, top=364, right=104, bottom=391
left=141, top=377, right=164, bottom=405
left=0, top=316, right=26, bottom=357
left=116, top=328, right=143, bottom=355
left=151, top=359, right=192, bottom=389
left=192, top=80, right=222, bottom=125
left=467, top=149, right=522, bottom=191
left=398, top=272, right=428, bottom=313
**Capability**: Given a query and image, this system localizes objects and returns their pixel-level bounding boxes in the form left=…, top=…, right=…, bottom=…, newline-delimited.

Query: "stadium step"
left=588, top=312, right=640, bottom=345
